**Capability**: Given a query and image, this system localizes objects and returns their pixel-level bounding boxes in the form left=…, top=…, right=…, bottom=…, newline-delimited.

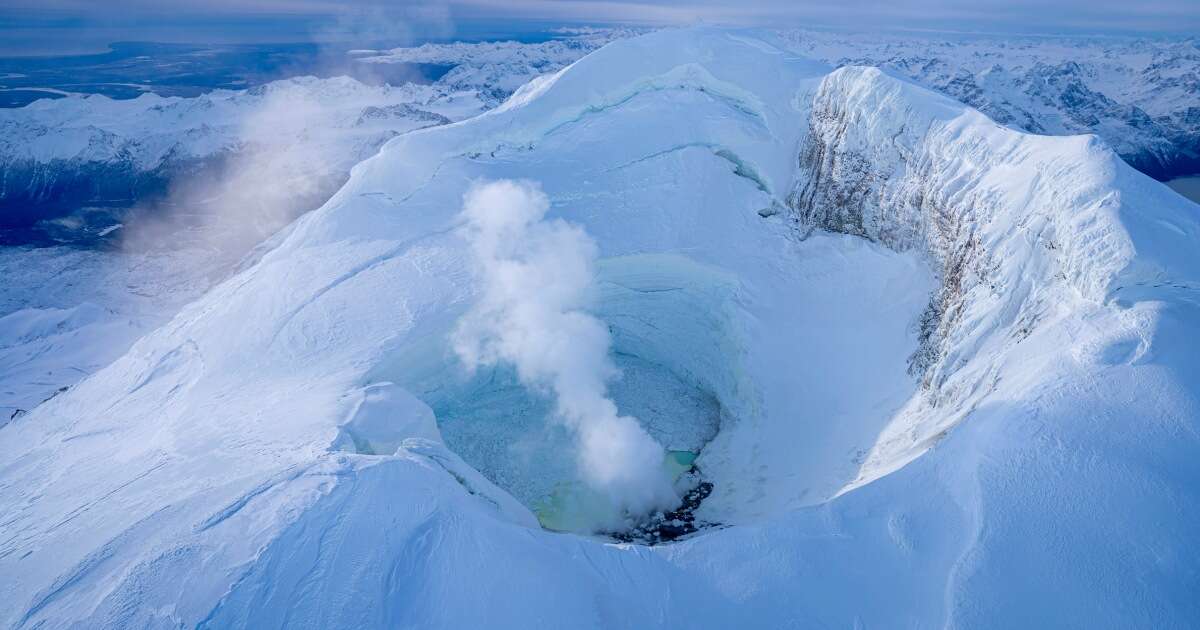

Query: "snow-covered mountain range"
left=0, top=78, right=451, bottom=241
left=3, top=26, right=1196, bottom=238
left=778, top=29, right=1200, bottom=179
left=2, top=28, right=1198, bottom=627
left=0, top=29, right=637, bottom=239
left=355, top=27, right=639, bottom=107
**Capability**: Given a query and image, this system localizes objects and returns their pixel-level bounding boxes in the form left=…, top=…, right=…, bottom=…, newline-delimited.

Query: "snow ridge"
left=775, top=29, right=1200, bottom=179
left=792, top=64, right=1200, bottom=484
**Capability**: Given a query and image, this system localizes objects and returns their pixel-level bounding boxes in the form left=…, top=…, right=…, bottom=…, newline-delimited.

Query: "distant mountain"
left=778, top=29, right=1200, bottom=180
left=0, top=29, right=636, bottom=243
left=4, top=27, right=1194, bottom=245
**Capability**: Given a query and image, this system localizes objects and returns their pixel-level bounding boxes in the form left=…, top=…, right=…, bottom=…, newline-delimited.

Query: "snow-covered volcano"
left=2, top=29, right=1199, bottom=628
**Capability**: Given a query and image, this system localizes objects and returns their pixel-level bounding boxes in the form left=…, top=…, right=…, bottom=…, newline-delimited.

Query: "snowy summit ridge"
left=778, top=29, right=1200, bottom=179
left=1, top=28, right=1199, bottom=628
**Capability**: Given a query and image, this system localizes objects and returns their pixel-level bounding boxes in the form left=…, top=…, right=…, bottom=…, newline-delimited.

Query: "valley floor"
left=1167, top=175, right=1200, bottom=204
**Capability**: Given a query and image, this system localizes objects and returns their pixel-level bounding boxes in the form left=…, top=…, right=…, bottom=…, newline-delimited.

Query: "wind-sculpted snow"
left=2, top=28, right=1199, bottom=628
left=0, top=245, right=212, bottom=421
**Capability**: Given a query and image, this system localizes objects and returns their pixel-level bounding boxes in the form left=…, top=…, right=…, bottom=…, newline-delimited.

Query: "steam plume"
left=452, top=179, right=677, bottom=523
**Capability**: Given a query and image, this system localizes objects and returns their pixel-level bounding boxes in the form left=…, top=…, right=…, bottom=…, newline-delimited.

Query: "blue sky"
left=1, top=0, right=1196, bottom=55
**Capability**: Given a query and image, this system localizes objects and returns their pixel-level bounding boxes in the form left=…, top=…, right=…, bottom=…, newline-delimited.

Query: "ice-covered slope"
left=0, top=32, right=632, bottom=427
left=2, top=28, right=1199, bottom=628
left=0, top=76, right=456, bottom=422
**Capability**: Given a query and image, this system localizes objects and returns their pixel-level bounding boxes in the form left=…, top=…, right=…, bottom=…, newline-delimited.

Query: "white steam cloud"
left=452, top=179, right=677, bottom=521
left=119, top=83, right=376, bottom=274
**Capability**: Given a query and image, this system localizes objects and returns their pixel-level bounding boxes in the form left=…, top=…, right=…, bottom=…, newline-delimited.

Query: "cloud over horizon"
left=2, top=0, right=1197, bottom=43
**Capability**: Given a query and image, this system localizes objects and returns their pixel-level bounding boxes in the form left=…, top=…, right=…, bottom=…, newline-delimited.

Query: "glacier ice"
left=2, top=28, right=1199, bottom=628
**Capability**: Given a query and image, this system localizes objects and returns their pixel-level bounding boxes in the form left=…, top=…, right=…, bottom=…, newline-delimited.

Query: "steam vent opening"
left=374, top=238, right=934, bottom=544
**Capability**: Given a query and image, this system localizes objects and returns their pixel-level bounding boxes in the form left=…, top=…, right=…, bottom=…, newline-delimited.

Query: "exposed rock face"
left=792, top=68, right=982, bottom=390
left=789, top=65, right=1197, bottom=476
